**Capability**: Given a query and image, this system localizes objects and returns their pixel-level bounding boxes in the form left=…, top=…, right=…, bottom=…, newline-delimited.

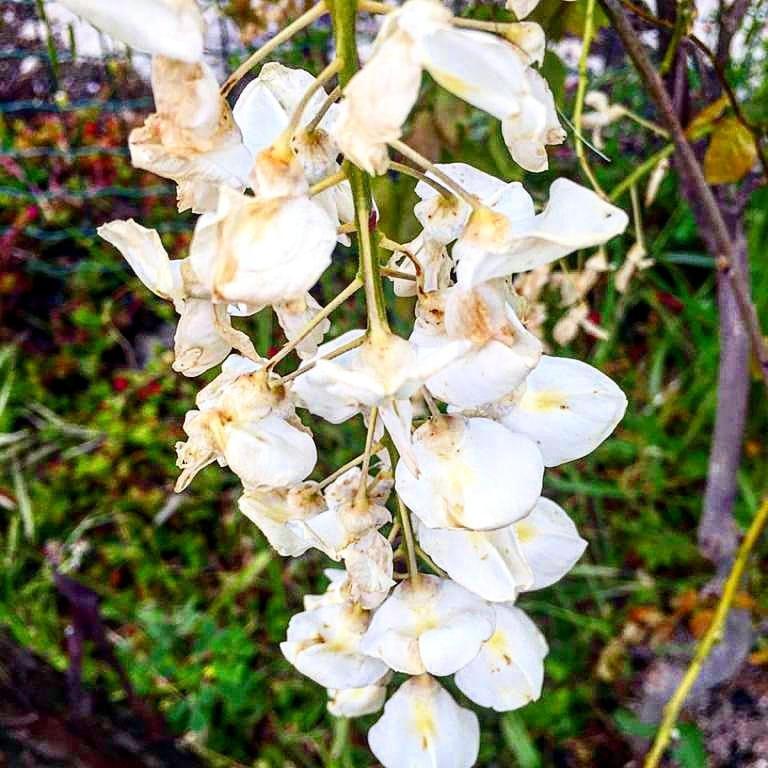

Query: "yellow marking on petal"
left=527, top=390, right=568, bottom=412
left=411, top=698, right=437, bottom=750
left=429, top=69, right=472, bottom=99
left=487, top=629, right=513, bottom=665
left=415, top=606, right=440, bottom=634
left=514, top=520, right=536, bottom=543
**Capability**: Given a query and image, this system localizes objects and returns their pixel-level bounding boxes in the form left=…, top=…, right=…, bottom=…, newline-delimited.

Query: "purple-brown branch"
left=599, top=0, right=768, bottom=572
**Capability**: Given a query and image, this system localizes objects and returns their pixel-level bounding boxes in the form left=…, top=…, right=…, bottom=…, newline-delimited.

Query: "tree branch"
left=600, top=0, right=768, bottom=396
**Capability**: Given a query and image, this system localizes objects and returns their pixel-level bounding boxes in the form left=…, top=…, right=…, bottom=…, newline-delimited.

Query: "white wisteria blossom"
left=395, top=415, right=544, bottom=530
left=360, top=575, right=495, bottom=675
left=86, top=0, right=633, bottom=763
left=333, top=0, right=563, bottom=173
left=56, top=0, right=204, bottom=61
left=280, top=599, right=389, bottom=688
left=454, top=603, right=548, bottom=711
left=368, top=675, right=479, bottom=768
left=454, top=177, right=629, bottom=286
left=416, top=496, right=587, bottom=601
left=175, top=356, right=317, bottom=491
left=410, top=281, right=543, bottom=408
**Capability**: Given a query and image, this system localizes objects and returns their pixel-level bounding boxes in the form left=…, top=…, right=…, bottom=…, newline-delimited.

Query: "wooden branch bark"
left=0, top=630, right=202, bottom=768
left=701, top=209, right=750, bottom=565
left=600, top=0, right=768, bottom=399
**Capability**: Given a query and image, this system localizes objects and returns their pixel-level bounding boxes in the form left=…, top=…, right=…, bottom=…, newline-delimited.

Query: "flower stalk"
left=221, top=1, right=329, bottom=96
left=266, top=277, right=363, bottom=372
left=328, top=0, right=390, bottom=342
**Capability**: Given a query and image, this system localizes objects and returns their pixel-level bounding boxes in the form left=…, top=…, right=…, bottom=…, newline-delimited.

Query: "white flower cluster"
left=62, top=0, right=629, bottom=764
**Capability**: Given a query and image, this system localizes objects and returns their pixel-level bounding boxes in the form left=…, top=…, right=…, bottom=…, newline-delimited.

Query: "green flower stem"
left=327, top=0, right=390, bottom=342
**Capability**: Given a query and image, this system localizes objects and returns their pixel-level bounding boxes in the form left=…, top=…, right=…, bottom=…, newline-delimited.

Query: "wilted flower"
left=130, top=56, right=252, bottom=213
left=280, top=599, right=389, bottom=688
left=187, top=173, right=337, bottom=307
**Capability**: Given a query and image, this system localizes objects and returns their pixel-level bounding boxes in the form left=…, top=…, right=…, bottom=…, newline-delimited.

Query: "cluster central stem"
left=327, top=0, right=390, bottom=342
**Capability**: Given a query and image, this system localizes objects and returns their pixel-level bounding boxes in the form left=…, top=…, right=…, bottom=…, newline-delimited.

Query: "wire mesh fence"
left=0, top=0, right=322, bottom=250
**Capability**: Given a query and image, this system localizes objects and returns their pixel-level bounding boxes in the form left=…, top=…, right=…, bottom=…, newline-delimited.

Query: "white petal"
left=506, top=0, right=542, bottom=19
left=499, top=355, right=627, bottom=466
left=455, top=603, right=547, bottom=712
left=414, top=194, right=471, bottom=245
left=196, top=187, right=336, bottom=306
left=501, top=69, right=565, bottom=172
left=395, top=416, right=544, bottom=530
left=328, top=682, right=388, bottom=718
left=342, top=530, right=395, bottom=607
left=258, top=62, right=337, bottom=128
left=379, top=399, right=418, bottom=475
left=232, top=79, right=288, bottom=159
left=98, top=219, right=180, bottom=301
left=514, top=497, right=588, bottom=590
left=281, top=602, right=389, bottom=689
left=416, top=521, right=534, bottom=602
left=291, top=330, right=367, bottom=423
left=57, top=0, right=204, bottom=61
left=172, top=299, right=230, bottom=376
left=333, top=31, right=422, bottom=174
left=274, top=294, right=330, bottom=360
left=360, top=575, right=494, bottom=676
left=368, top=675, right=479, bottom=768
left=415, top=162, right=509, bottom=203
left=419, top=27, right=529, bottom=120
left=223, top=414, right=317, bottom=490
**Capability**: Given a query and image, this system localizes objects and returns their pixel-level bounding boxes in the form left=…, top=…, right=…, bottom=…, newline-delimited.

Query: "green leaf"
left=613, top=709, right=657, bottom=739
left=672, top=723, right=708, bottom=768
left=501, top=712, right=542, bottom=768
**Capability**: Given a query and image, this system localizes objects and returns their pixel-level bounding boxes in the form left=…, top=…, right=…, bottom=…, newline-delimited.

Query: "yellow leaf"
left=704, top=116, right=758, bottom=185
left=686, top=94, right=729, bottom=138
